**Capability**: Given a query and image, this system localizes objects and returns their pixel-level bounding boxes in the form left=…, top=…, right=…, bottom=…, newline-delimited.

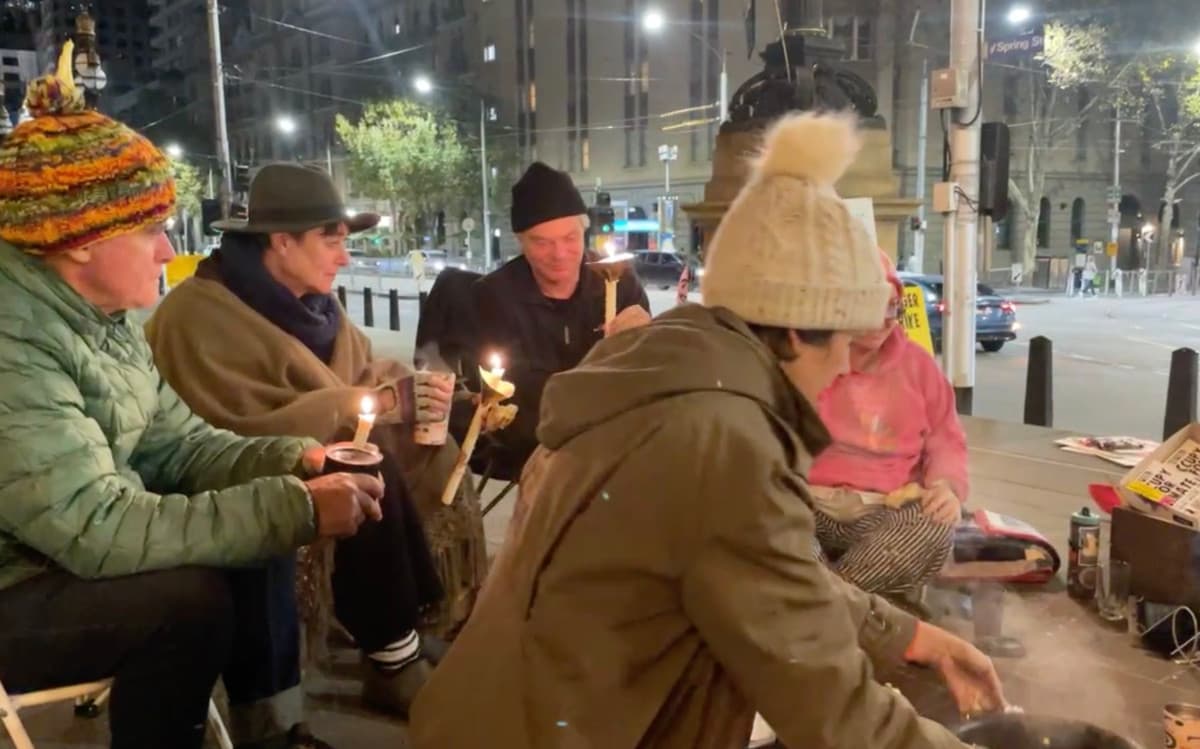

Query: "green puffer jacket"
left=0, top=240, right=319, bottom=592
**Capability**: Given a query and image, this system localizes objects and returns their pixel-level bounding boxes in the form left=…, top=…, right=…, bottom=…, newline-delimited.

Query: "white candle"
left=352, top=395, right=376, bottom=448
left=488, top=353, right=505, bottom=381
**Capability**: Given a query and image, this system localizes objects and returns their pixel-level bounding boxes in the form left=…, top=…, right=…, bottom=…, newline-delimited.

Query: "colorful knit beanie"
left=0, top=41, right=175, bottom=255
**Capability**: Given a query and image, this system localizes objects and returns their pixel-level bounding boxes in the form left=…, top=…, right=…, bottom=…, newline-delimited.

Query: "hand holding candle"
left=440, top=352, right=516, bottom=506
left=351, top=395, right=377, bottom=449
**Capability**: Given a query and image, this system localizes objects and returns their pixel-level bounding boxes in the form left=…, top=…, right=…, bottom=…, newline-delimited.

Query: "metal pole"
left=326, top=142, right=333, bottom=176
left=913, top=58, right=929, bottom=273
left=206, top=0, right=233, bottom=219
left=1109, top=109, right=1122, bottom=278
left=480, top=99, right=492, bottom=268
left=719, top=52, right=729, bottom=123
left=945, top=0, right=981, bottom=414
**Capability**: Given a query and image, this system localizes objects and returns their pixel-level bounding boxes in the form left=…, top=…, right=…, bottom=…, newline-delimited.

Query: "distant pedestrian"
left=1082, top=257, right=1098, bottom=296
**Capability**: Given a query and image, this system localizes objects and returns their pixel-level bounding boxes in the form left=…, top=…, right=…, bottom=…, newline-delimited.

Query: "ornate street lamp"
left=73, top=13, right=107, bottom=106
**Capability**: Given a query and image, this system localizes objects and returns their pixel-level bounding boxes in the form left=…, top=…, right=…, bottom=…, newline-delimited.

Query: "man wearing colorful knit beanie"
left=0, top=45, right=378, bottom=749
left=411, top=113, right=1005, bottom=748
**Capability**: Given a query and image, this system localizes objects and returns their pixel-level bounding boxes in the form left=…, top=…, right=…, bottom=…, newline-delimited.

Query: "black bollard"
left=1023, top=336, right=1053, bottom=427
left=363, top=287, right=374, bottom=327
left=389, top=289, right=400, bottom=331
left=418, top=291, right=428, bottom=321
left=1163, top=347, right=1198, bottom=440
left=336, top=285, right=347, bottom=309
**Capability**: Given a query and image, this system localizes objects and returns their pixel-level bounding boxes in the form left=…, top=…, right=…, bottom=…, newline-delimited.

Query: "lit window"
left=581, top=137, right=590, bottom=170
left=483, top=43, right=496, bottom=62
left=487, top=105, right=498, bottom=122
left=529, top=82, right=537, bottom=111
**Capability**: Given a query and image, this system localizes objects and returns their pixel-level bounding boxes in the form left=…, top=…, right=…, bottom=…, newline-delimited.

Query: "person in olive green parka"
left=0, top=49, right=379, bottom=749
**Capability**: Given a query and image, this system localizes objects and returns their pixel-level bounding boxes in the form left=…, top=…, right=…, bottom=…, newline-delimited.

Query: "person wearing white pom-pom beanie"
left=409, top=112, right=1004, bottom=749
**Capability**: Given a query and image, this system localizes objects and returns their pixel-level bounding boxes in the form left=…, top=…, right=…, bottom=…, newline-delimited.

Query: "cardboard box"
left=1116, top=423, right=1200, bottom=530
left=1110, top=505, right=1200, bottom=608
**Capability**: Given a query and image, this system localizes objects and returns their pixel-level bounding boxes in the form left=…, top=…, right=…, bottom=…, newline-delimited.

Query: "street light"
left=1006, top=5, right=1032, bottom=25
left=413, top=74, right=434, bottom=95
left=641, top=8, right=728, bottom=123
left=165, top=142, right=184, bottom=159
left=275, top=115, right=297, bottom=136
left=641, top=8, right=666, bottom=32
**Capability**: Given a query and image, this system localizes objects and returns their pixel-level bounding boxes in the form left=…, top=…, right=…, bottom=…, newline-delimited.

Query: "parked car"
left=632, top=251, right=701, bottom=291
left=898, top=273, right=1020, bottom=353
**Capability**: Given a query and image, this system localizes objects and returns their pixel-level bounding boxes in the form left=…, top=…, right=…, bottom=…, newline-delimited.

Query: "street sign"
left=900, top=284, right=935, bottom=356
left=460, top=217, right=476, bottom=233
left=986, top=25, right=1045, bottom=63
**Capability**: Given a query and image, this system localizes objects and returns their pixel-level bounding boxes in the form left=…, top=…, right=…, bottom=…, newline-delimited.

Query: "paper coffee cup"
left=413, top=371, right=455, bottom=446
left=1165, top=703, right=1200, bottom=749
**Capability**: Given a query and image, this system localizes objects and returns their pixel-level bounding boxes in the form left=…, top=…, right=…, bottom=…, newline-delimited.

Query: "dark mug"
left=322, top=441, right=383, bottom=477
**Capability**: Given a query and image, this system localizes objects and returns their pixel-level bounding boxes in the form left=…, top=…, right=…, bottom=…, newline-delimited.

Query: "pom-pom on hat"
left=0, top=41, right=175, bottom=255
left=700, top=112, right=891, bottom=332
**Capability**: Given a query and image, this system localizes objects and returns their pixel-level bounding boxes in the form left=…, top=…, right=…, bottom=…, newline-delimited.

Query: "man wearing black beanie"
left=472, top=162, right=649, bottom=477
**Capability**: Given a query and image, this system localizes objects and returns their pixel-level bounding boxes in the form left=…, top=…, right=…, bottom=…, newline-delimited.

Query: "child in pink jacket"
left=808, top=252, right=967, bottom=596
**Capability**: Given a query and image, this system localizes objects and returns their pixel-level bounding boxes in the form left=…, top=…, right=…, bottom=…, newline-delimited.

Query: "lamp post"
left=641, top=8, right=728, bottom=123
left=657, top=144, right=679, bottom=253
left=413, top=74, right=493, bottom=268
left=72, top=13, right=106, bottom=106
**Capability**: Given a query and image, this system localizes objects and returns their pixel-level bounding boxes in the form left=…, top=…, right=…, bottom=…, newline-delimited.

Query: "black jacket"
left=472, top=254, right=649, bottom=476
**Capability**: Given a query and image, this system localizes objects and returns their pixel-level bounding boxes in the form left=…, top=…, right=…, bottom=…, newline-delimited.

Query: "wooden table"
left=962, top=416, right=1125, bottom=555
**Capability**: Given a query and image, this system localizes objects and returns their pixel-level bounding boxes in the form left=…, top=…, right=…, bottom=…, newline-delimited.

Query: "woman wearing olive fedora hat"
left=146, top=163, right=491, bottom=716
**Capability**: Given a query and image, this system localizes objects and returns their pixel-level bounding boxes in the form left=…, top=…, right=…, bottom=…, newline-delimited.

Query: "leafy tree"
left=170, top=157, right=203, bottom=217
left=336, top=99, right=473, bottom=253
left=1115, top=49, right=1200, bottom=268
left=1006, top=20, right=1119, bottom=280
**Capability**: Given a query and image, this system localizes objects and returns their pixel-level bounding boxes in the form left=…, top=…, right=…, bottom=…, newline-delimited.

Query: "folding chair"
left=0, top=677, right=232, bottom=749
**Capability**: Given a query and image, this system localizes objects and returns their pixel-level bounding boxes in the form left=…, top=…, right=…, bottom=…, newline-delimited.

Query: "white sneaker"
left=748, top=712, right=777, bottom=748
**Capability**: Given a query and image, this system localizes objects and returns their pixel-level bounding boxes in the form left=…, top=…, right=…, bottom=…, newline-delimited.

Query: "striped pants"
left=814, top=503, right=954, bottom=596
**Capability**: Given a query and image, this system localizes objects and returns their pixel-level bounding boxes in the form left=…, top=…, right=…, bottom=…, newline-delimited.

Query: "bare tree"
left=1006, top=21, right=1117, bottom=282
left=1118, top=54, right=1200, bottom=268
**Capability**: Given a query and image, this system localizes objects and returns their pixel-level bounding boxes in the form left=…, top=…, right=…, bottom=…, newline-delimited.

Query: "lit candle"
left=488, top=352, right=505, bottom=381
left=352, top=395, right=376, bottom=449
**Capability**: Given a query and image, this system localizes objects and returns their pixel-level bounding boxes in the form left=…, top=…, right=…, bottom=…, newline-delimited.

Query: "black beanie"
left=510, top=162, right=588, bottom=234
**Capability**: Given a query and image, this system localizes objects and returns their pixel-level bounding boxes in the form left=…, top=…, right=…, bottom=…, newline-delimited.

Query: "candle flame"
left=360, top=395, right=375, bottom=415
left=603, top=239, right=616, bottom=257
left=489, top=353, right=503, bottom=371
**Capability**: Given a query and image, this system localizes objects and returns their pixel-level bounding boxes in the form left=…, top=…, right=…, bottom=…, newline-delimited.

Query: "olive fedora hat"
left=211, top=163, right=380, bottom=234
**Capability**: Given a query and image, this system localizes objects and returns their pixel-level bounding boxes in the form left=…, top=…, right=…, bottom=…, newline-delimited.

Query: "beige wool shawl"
left=145, top=276, right=487, bottom=640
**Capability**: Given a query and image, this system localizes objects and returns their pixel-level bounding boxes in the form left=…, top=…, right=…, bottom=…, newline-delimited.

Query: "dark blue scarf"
left=204, top=234, right=342, bottom=364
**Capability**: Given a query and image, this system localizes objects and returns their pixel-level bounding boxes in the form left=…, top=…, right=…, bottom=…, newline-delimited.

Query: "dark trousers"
left=0, top=559, right=300, bottom=749
left=332, top=440, right=444, bottom=653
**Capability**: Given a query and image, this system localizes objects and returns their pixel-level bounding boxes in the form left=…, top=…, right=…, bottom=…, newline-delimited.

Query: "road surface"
left=336, top=270, right=1200, bottom=441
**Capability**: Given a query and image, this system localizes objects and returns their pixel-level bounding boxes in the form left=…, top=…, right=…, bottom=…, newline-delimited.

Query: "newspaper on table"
left=1123, top=438, right=1200, bottom=521
left=1055, top=435, right=1159, bottom=468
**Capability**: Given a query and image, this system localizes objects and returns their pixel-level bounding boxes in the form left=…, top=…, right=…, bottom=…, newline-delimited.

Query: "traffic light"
left=234, top=163, right=251, bottom=195
left=595, top=191, right=614, bottom=234
left=201, top=198, right=220, bottom=236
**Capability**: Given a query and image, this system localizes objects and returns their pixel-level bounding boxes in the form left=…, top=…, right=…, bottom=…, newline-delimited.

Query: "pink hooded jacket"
left=808, top=261, right=969, bottom=502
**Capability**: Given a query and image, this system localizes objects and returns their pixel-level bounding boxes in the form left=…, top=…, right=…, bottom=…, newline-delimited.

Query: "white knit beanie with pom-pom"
left=700, top=112, right=891, bottom=332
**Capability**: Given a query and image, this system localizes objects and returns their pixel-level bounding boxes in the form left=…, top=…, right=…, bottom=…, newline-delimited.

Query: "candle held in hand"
left=352, top=395, right=376, bottom=448
left=488, top=353, right=505, bottom=380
